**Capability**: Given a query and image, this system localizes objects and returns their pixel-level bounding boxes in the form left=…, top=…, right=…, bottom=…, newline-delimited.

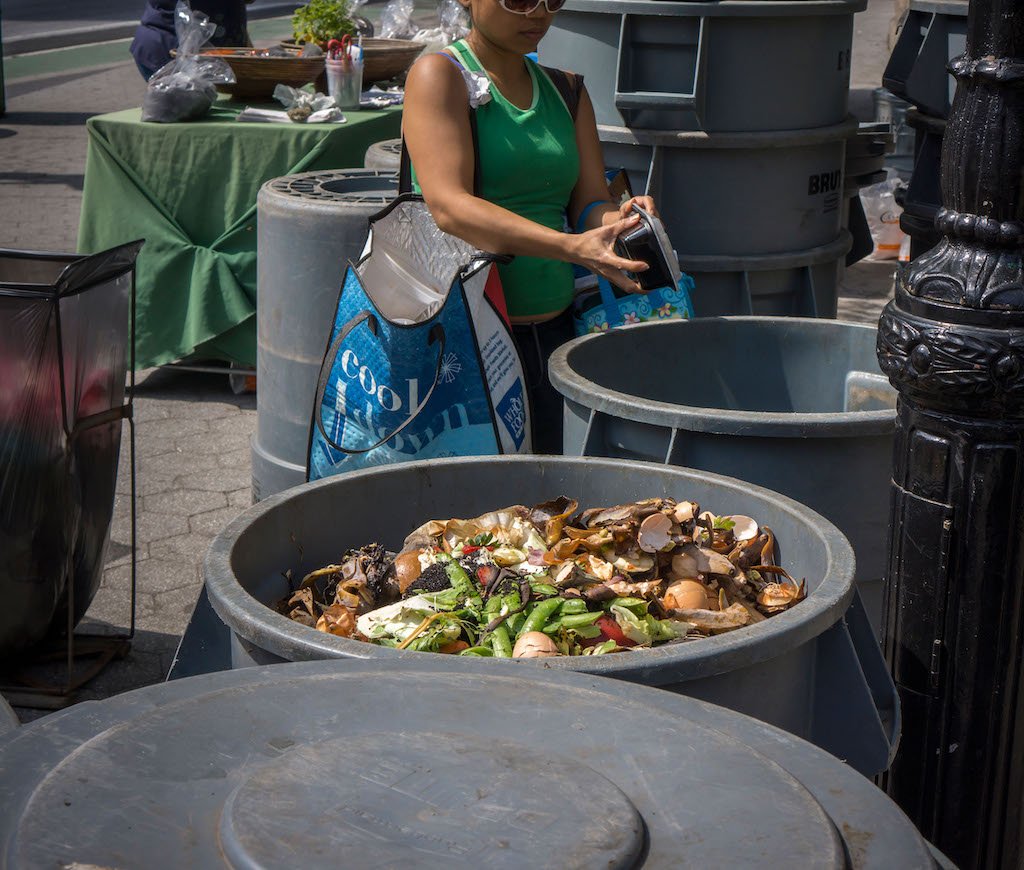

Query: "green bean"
left=558, top=611, right=603, bottom=628
left=530, top=581, right=559, bottom=596
left=459, top=646, right=494, bottom=656
left=558, top=598, right=589, bottom=615
left=437, top=552, right=482, bottom=604
left=519, top=598, right=563, bottom=636
left=543, top=611, right=603, bottom=634
left=491, top=624, right=512, bottom=657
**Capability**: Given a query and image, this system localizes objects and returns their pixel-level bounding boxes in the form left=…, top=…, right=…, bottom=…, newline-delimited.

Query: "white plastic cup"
left=325, top=57, right=362, bottom=111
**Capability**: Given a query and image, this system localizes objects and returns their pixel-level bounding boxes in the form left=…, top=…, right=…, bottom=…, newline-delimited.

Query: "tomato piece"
left=580, top=614, right=637, bottom=648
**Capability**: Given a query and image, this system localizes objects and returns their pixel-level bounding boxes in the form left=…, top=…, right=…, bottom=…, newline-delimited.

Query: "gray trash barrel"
left=599, top=120, right=855, bottom=258
left=675, top=233, right=852, bottom=319
left=549, top=318, right=897, bottom=637
left=253, top=169, right=398, bottom=503
left=205, top=454, right=898, bottom=777
left=0, top=658, right=934, bottom=868
left=597, top=118, right=856, bottom=316
left=540, top=0, right=865, bottom=133
left=363, top=137, right=402, bottom=172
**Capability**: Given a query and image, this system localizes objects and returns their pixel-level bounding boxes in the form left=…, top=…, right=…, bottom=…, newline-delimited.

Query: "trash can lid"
left=0, top=659, right=930, bottom=869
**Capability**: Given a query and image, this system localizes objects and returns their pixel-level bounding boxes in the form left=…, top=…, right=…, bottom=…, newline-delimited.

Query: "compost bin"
left=203, top=455, right=897, bottom=777
left=549, top=318, right=896, bottom=637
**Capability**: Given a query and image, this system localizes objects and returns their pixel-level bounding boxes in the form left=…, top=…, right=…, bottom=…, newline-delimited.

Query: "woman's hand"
left=571, top=212, right=650, bottom=294
left=618, top=195, right=658, bottom=220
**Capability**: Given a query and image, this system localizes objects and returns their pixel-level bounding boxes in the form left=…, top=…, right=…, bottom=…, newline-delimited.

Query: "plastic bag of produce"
left=413, top=0, right=470, bottom=53
left=141, top=1, right=235, bottom=123
left=379, top=0, right=416, bottom=39
left=307, top=195, right=531, bottom=480
left=860, top=172, right=906, bottom=261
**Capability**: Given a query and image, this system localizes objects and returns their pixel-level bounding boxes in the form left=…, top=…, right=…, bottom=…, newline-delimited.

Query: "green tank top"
left=412, top=39, right=580, bottom=318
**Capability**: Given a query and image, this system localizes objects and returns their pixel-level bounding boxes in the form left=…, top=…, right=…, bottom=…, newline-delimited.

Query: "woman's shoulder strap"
left=538, top=65, right=584, bottom=122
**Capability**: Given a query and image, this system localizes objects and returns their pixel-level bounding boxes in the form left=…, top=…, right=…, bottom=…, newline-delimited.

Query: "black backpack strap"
left=399, top=51, right=483, bottom=197
left=540, top=65, right=584, bottom=122
left=399, top=114, right=481, bottom=197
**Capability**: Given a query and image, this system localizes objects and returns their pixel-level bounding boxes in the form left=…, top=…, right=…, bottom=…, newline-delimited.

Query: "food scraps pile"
left=276, top=497, right=807, bottom=658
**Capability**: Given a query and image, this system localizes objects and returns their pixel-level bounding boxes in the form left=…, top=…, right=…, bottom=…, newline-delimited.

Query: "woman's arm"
left=567, top=84, right=658, bottom=234
left=403, top=54, right=649, bottom=293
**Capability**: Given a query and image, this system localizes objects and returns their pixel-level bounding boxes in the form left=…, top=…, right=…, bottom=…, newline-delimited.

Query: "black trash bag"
left=0, top=240, right=143, bottom=660
left=141, top=1, right=235, bottom=123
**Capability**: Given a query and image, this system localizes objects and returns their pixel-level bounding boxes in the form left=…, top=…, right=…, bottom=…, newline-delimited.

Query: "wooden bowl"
left=282, top=38, right=427, bottom=84
left=192, top=48, right=327, bottom=99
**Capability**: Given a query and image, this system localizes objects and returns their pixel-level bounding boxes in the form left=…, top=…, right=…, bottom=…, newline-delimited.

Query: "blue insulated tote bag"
left=307, top=195, right=531, bottom=480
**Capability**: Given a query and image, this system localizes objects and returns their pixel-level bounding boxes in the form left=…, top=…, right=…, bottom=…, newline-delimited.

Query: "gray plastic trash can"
left=596, top=121, right=855, bottom=316
left=0, top=659, right=934, bottom=868
left=253, top=170, right=398, bottom=502
left=540, top=0, right=864, bottom=132
left=204, top=455, right=898, bottom=777
left=598, top=120, right=855, bottom=259
left=363, top=137, right=402, bottom=171
left=549, top=318, right=897, bottom=637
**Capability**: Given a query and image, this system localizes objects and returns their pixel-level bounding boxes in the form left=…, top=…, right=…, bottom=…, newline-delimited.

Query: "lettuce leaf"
left=610, top=604, right=693, bottom=645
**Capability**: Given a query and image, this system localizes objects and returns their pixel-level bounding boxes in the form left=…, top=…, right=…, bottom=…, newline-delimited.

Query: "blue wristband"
left=576, top=199, right=613, bottom=234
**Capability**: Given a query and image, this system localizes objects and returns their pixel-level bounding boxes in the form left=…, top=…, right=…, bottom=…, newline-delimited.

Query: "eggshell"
left=394, top=550, right=424, bottom=593
left=665, top=580, right=710, bottom=611
left=512, top=631, right=561, bottom=658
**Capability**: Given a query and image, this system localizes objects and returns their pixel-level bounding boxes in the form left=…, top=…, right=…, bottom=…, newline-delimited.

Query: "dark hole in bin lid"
left=1, top=665, right=852, bottom=869
left=268, top=170, right=397, bottom=205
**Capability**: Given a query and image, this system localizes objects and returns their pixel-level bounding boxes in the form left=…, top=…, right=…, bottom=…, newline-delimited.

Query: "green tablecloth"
left=77, top=100, right=402, bottom=369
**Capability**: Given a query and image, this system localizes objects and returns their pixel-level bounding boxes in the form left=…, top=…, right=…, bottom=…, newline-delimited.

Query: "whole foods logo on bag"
left=495, top=378, right=526, bottom=450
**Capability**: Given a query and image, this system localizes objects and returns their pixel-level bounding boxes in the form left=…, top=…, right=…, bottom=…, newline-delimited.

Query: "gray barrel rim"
left=204, top=455, right=855, bottom=683
left=598, top=116, right=860, bottom=149
left=676, top=231, right=852, bottom=271
left=549, top=317, right=896, bottom=438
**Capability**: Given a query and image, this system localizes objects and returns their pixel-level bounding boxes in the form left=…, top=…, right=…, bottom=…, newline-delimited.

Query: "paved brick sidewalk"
left=1, top=0, right=901, bottom=718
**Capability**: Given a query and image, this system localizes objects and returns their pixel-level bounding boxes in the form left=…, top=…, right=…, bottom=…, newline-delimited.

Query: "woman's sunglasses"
left=499, top=0, right=566, bottom=14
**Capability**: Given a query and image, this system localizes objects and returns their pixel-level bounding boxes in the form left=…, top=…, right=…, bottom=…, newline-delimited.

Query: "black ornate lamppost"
left=876, top=0, right=1024, bottom=867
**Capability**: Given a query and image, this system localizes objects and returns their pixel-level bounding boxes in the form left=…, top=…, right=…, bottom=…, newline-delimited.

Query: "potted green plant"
left=291, top=0, right=356, bottom=49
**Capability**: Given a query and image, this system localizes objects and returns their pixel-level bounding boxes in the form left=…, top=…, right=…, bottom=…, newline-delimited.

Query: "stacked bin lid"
left=0, top=659, right=937, bottom=868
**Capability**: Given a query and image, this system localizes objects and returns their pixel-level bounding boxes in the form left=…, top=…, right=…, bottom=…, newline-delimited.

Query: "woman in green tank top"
left=403, top=0, right=659, bottom=450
